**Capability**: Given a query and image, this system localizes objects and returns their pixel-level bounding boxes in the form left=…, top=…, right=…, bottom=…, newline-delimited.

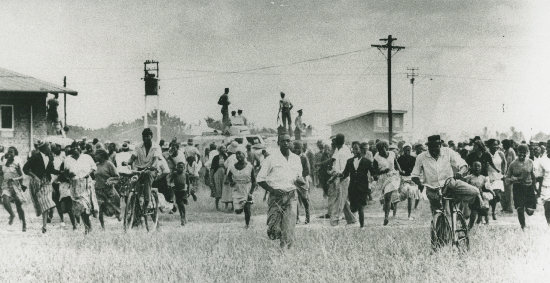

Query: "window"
left=393, top=117, right=401, bottom=128
left=0, top=105, right=13, bottom=130
left=376, top=117, right=383, bottom=127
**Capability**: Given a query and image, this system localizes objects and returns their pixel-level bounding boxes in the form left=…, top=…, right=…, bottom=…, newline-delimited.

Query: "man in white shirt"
left=257, top=132, right=303, bottom=248
left=184, top=139, right=201, bottom=160
left=128, top=128, right=163, bottom=212
left=535, top=148, right=550, bottom=225
left=328, top=134, right=356, bottom=226
left=412, top=135, right=480, bottom=215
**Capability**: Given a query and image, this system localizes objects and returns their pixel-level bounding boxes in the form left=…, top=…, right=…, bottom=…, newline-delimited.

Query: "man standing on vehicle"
left=257, top=131, right=303, bottom=248
left=128, top=128, right=163, bottom=213
left=411, top=135, right=480, bottom=215
left=294, top=109, right=304, bottom=141
left=218, top=88, right=230, bottom=132
left=278, top=92, right=293, bottom=135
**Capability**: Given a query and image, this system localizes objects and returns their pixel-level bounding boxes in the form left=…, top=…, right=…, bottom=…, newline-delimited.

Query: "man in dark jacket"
left=340, top=141, right=373, bottom=228
left=293, top=141, right=311, bottom=224
left=23, top=141, right=57, bottom=233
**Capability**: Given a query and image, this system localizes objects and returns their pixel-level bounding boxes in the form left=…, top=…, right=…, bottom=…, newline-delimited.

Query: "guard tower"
left=142, top=60, right=161, bottom=141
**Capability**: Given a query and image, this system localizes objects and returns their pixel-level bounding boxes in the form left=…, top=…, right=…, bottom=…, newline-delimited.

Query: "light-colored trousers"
left=267, top=190, right=297, bottom=248
left=328, top=178, right=356, bottom=226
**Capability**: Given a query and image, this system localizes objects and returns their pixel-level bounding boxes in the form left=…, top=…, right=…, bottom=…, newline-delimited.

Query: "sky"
left=1, top=0, right=549, bottom=140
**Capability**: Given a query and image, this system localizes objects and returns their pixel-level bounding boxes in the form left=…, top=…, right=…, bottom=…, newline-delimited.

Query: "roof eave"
left=0, top=90, right=78, bottom=96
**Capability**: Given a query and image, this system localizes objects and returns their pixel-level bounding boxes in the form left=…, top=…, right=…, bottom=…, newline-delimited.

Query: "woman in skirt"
left=94, top=149, right=120, bottom=229
left=486, top=139, right=507, bottom=220
left=65, top=147, right=97, bottom=234
left=1, top=151, right=27, bottom=232
left=226, top=146, right=255, bottom=228
left=373, top=140, right=402, bottom=226
left=23, top=141, right=57, bottom=233
left=211, top=145, right=227, bottom=210
left=397, top=144, right=420, bottom=220
left=506, top=144, right=537, bottom=230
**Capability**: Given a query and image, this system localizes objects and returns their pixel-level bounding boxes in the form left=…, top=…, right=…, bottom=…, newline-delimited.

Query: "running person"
left=172, top=162, right=189, bottom=226
left=226, top=145, right=256, bottom=228
left=506, top=144, right=537, bottom=230
left=486, top=139, right=507, bottom=220
left=1, top=150, right=27, bottom=232
left=372, top=140, right=401, bottom=226
left=339, top=141, right=373, bottom=228
left=397, top=143, right=420, bottom=220
left=257, top=131, right=303, bottom=248
left=23, top=141, right=58, bottom=233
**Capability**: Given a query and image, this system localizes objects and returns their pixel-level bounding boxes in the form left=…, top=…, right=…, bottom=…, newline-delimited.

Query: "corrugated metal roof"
left=0, top=67, right=77, bottom=95
left=329, top=109, right=407, bottom=126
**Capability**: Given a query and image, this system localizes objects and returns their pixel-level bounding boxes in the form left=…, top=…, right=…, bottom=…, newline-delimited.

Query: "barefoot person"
left=172, top=162, right=189, bottom=226
left=65, top=147, right=97, bottom=234
left=94, top=149, right=120, bottom=230
left=373, top=140, right=402, bottom=226
left=23, top=141, right=57, bottom=233
left=397, top=144, right=420, bottom=220
left=257, top=132, right=303, bottom=248
left=226, top=145, right=256, bottom=228
left=465, top=161, right=494, bottom=229
left=486, top=139, right=507, bottom=220
left=536, top=142, right=550, bottom=226
left=293, top=141, right=311, bottom=224
left=506, top=144, right=537, bottom=230
left=339, top=141, right=373, bottom=228
left=1, top=151, right=27, bottom=232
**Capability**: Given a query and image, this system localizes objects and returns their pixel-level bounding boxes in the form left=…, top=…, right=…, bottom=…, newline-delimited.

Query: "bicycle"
left=428, top=177, right=470, bottom=252
left=122, top=169, right=160, bottom=232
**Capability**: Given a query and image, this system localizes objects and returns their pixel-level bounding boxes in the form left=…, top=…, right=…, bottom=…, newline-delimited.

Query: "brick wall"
left=0, top=92, right=47, bottom=158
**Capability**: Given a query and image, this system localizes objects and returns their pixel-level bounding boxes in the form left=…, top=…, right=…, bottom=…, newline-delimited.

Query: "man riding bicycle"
left=128, top=128, right=163, bottom=212
left=411, top=135, right=481, bottom=217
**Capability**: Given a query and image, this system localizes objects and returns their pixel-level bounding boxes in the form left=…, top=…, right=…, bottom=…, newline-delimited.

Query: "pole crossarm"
left=371, top=35, right=406, bottom=143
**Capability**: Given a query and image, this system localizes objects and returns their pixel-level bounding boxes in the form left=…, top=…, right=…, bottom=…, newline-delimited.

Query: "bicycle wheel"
left=454, top=212, right=470, bottom=252
left=431, top=213, right=452, bottom=250
left=123, top=192, right=136, bottom=232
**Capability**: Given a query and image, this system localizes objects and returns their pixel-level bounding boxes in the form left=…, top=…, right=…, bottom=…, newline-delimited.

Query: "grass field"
left=0, top=184, right=548, bottom=282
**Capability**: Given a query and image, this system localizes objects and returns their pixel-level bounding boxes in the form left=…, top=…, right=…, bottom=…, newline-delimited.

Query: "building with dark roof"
left=329, top=110, right=406, bottom=142
left=0, top=67, right=77, bottom=156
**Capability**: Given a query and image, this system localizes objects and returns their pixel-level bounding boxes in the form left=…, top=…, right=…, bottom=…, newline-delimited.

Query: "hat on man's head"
left=36, top=140, right=49, bottom=150
left=187, top=138, right=193, bottom=145
left=121, top=143, right=129, bottom=149
left=297, top=109, right=303, bottom=113
left=227, top=141, right=239, bottom=153
left=426, top=135, right=442, bottom=145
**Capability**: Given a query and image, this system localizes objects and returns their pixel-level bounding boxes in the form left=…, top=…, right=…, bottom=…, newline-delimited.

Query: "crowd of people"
left=0, top=126, right=549, bottom=249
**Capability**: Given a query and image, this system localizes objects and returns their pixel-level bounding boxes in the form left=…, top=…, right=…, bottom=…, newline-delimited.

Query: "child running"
left=464, top=161, right=494, bottom=229
left=172, top=162, right=190, bottom=226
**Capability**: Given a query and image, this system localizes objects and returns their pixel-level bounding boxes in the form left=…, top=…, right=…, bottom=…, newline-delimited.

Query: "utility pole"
left=372, top=35, right=405, bottom=144
left=63, top=76, right=67, bottom=127
left=406, top=67, right=418, bottom=139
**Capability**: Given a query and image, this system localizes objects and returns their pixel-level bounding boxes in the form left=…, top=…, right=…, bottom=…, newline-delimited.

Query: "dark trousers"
left=281, top=109, right=292, bottom=133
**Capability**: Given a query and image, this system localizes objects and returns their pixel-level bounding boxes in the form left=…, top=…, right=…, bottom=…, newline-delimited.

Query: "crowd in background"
left=0, top=131, right=549, bottom=238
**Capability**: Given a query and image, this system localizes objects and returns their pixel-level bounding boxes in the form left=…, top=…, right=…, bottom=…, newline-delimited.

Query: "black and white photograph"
left=0, top=0, right=549, bottom=282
